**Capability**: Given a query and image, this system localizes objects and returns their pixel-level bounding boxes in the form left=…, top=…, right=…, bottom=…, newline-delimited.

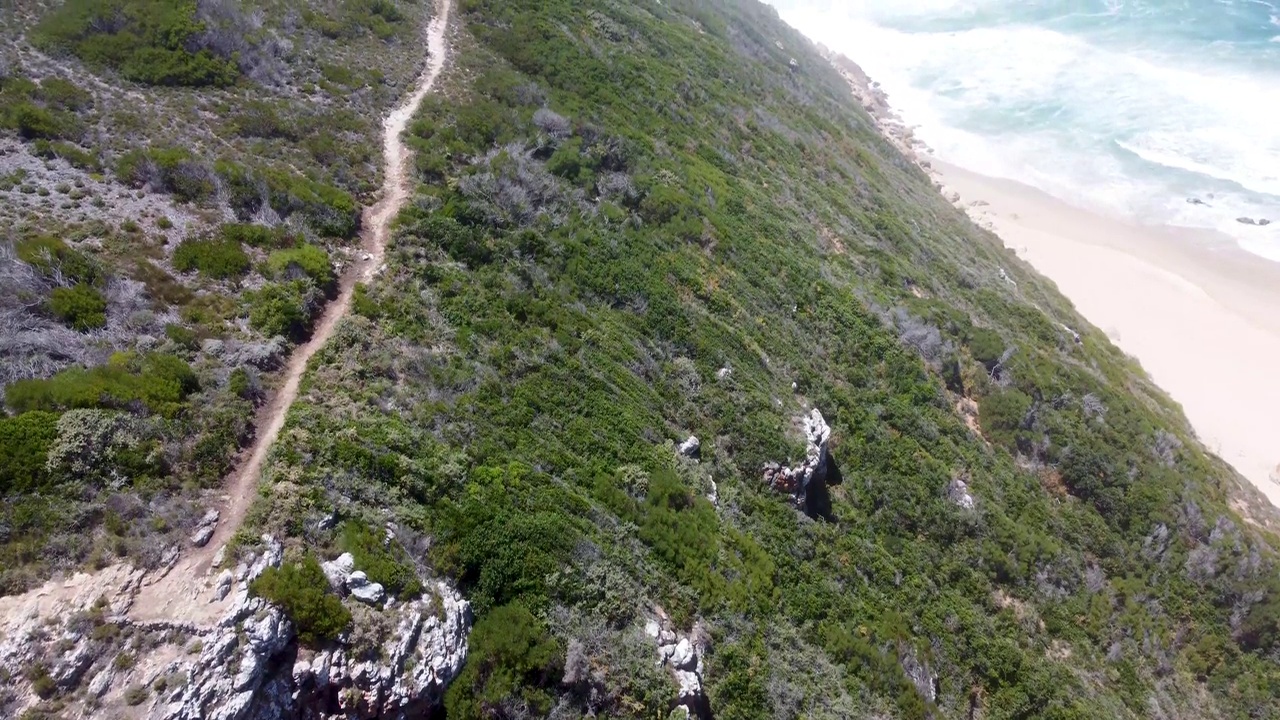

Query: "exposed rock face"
left=899, top=646, right=939, bottom=706
left=0, top=538, right=471, bottom=720
left=947, top=476, right=977, bottom=510
left=644, top=614, right=711, bottom=719
left=293, top=580, right=471, bottom=718
left=762, top=409, right=843, bottom=518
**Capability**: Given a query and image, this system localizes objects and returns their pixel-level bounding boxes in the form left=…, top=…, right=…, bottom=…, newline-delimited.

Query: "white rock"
left=190, top=525, right=216, bottom=547
left=671, top=638, right=696, bottom=670
left=322, top=552, right=355, bottom=590
left=212, top=570, right=234, bottom=602
left=677, top=436, right=701, bottom=459
left=351, top=581, right=386, bottom=605
left=644, top=620, right=661, bottom=638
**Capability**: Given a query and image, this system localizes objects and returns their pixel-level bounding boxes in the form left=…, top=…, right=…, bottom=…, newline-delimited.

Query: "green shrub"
left=26, top=664, right=56, bottom=699
left=444, top=603, right=561, bottom=719
left=49, top=283, right=107, bottom=330
left=246, top=280, right=317, bottom=341
left=339, top=520, right=423, bottom=600
left=968, top=327, right=1006, bottom=370
left=164, top=323, right=199, bottom=350
left=123, top=684, right=149, bottom=706
left=116, top=147, right=216, bottom=202
left=34, top=0, right=239, bottom=88
left=31, top=139, right=101, bottom=171
left=16, top=236, right=101, bottom=285
left=230, top=101, right=296, bottom=139
left=172, top=238, right=250, bottom=279
left=266, top=244, right=334, bottom=289
left=0, top=411, right=60, bottom=493
left=250, top=555, right=351, bottom=647
left=133, top=260, right=193, bottom=307
left=5, top=102, right=67, bottom=140
left=5, top=351, right=198, bottom=416
left=220, top=223, right=294, bottom=249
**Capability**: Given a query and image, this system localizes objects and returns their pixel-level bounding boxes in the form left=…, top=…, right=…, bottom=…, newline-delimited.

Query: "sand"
left=932, top=159, right=1280, bottom=506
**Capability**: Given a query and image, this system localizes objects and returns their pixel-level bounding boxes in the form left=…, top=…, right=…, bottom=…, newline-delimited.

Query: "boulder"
left=321, top=552, right=355, bottom=591
left=947, top=477, right=976, bottom=511
left=350, top=582, right=386, bottom=605
left=678, top=436, right=701, bottom=460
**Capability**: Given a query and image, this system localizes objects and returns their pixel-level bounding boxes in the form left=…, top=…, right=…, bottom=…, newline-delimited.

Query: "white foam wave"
left=770, top=0, right=1280, bottom=259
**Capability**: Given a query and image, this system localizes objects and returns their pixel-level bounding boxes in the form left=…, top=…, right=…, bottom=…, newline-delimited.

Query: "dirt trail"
left=125, top=0, right=454, bottom=625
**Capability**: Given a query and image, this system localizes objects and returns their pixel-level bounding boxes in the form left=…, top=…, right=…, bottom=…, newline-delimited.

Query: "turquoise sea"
left=769, top=0, right=1280, bottom=260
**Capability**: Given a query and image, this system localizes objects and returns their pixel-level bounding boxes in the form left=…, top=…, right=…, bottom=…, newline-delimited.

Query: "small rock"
left=348, top=570, right=369, bottom=587
left=644, top=620, right=661, bottom=639
left=715, top=367, right=732, bottom=380
left=1186, top=197, right=1209, bottom=206
left=1237, top=217, right=1270, bottom=226
left=213, top=570, right=235, bottom=601
left=659, top=628, right=676, bottom=645
left=677, top=436, right=701, bottom=460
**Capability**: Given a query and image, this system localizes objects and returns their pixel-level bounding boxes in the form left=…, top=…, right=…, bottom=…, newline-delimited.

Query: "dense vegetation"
left=0, top=0, right=432, bottom=592
left=239, top=0, right=1280, bottom=718
left=4, top=0, right=1279, bottom=717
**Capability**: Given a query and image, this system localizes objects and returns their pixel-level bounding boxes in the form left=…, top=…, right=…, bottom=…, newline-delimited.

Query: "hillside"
left=3, top=0, right=1280, bottom=719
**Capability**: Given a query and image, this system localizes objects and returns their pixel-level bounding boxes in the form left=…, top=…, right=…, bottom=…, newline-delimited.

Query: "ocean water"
left=767, top=0, right=1280, bottom=260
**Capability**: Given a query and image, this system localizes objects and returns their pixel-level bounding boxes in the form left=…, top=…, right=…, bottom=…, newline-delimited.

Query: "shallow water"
left=770, top=0, right=1280, bottom=260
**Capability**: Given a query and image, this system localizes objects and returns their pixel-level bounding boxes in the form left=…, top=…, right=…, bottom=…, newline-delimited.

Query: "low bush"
left=172, top=238, right=250, bottom=279
left=34, top=0, right=239, bottom=88
left=49, top=283, right=107, bottom=330
left=5, top=351, right=198, bottom=417
left=0, top=411, right=60, bottom=493
left=132, top=260, right=194, bottom=307
left=220, top=223, right=296, bottom=249
left=116, top=147, right=217, bottom=203
left=266, top=244, right=334, bottom=289
left=250, top=555, right=351, bottom=647
left=17, top=236, right=101, bottom=285
left=32, top=140, right=100, bottom=171
left=246, top=280, right=322, bottom=341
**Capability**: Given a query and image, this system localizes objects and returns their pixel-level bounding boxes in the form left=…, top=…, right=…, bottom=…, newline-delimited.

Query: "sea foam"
left=769, top=0, right=1280, bottom=259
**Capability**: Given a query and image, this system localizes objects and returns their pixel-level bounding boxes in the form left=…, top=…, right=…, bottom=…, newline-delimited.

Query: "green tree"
left=445, top=603, right=561, bottom=719
left=250, top=555, right=351, bottom=647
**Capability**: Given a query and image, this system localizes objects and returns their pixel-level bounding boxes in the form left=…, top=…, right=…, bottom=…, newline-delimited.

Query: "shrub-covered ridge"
left=238, top=0, right=1280, bottom=718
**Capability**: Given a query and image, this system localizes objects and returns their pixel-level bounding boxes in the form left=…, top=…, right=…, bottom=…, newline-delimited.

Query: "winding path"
left=127, top=0, right=454, bottom=624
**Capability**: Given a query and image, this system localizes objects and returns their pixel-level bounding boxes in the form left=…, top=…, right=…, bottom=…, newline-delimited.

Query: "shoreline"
left=824, top=49, right=1280, bottom=506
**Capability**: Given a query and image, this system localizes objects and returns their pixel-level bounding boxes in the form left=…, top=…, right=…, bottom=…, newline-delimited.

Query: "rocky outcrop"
left=0, top=538, right=471, bottom=720
left=644, top=614, right=711, bottom=719
left=762, top=409, right=843, bottom=518
left=292, top=580, right=470, bottom=718
left=947, top=475, right=977, bottom=511
left=678, top=435, right=701, bottom=460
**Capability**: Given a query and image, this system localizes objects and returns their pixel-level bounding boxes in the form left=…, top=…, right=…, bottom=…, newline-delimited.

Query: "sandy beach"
left=933, top=160, right=1280, bottom=506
